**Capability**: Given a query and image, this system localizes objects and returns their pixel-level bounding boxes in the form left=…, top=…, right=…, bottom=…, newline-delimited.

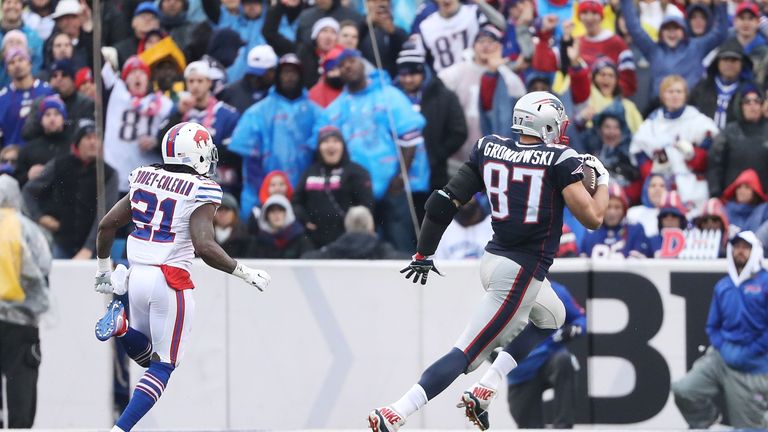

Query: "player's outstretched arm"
left=190, top=203, right=271, bottom=291
left=402, top=162, right=483, bottom=285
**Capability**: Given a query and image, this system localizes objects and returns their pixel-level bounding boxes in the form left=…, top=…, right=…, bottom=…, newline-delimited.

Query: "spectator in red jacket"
left=309, top=46, right=344, bottom=108
left=569, top=0, right=637, bottom=96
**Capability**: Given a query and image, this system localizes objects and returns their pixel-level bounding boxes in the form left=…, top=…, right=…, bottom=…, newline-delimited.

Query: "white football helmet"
left=511, top=91, right=569, bottom=145
left=160, top=122, right=218, bottom=176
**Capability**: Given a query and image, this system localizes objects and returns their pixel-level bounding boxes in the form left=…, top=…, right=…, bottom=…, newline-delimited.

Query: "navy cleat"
left=457, top=383, right=496, bottom=430
left=368, top=406, right=405, bottom=432
left=95, top=300, right=128, bottom=341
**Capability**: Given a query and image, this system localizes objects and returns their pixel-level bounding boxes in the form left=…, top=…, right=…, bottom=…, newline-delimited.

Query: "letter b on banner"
left=590, top=272, right=670, bottom=423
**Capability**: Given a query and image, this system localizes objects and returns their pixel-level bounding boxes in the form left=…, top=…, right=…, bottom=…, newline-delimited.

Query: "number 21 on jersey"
left=484, top=162, right=544, bottom=223
left=131, top=189, right=178, bottom=242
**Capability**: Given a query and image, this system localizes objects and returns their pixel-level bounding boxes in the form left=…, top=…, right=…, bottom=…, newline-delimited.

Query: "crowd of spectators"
left=1, top=0, right=768, bottom=259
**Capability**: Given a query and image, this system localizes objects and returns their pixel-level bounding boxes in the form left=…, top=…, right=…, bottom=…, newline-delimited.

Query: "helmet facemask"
left=205, top=145, right=219, bottom=177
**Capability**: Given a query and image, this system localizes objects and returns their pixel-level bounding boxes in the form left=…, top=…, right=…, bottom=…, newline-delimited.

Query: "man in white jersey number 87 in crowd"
left=91, top=122, right=271, bottom=432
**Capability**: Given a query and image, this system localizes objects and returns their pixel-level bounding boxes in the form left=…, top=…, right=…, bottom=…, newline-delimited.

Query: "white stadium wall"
left=35, top=259, right=730, bottom=429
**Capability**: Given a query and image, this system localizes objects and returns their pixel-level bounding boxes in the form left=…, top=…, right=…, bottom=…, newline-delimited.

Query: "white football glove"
left=232, top=262, right=271, bottom=291
left=95, top=257, right=113, bottom=294
left=581, top=154, right=610, bottom=186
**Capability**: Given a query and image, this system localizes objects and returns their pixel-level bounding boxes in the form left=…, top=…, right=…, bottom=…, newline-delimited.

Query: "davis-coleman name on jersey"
left=134, top=169, right=195, bottom=196
left=484, top=143, right=555, bottom=166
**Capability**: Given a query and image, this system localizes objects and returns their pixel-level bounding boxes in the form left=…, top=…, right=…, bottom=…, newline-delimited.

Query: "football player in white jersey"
left=92, top=122, right=270, bottom=432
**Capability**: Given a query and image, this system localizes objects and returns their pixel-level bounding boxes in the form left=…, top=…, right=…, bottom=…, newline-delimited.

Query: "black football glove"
left=400, top=253, right=444, bottom=285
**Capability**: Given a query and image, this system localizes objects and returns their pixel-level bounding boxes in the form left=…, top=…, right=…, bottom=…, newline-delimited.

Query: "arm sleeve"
left=698, top=3, right=728, bottom=54
left=228, top=109, right=261, bottom=157
left=515, top=22, right=534, bottom=60
left=392, top=88, right=426, bottom=148
left=101, top=62, right=119, bottom=91
left=705, top=289, right=723, bottom=349
left=532, top=31, right=558, bottom=72
left=22, top=217, right=52, bottom=277
left=498, top=64, right=526, bottom=98
left=350, top=165, right=375, bottom=210
left=21, top=97, right=44, bottom=142
left=619, top=0, right=656, bottom=57
left=21, top=159, right=57, bottom=221
left=194, top=181, right=223, bottom=207
left=617, top=44, right=637, bottom=97
left=474, top=0, right=506, bottom=30
left=262, top=3, right=298, bottom=56
left=435, top=87, right=468, bottom=160
left=569, top=63, right=591, bottom=105
left=202, top=0, right=221, bottom=24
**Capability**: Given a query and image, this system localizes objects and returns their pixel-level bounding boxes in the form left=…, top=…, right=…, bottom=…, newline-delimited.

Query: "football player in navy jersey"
left=368, top=91, right=609, bottom=432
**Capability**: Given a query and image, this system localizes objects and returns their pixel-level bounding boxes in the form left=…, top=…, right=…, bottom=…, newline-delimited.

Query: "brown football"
left=582, top=162, right=598, bottom=196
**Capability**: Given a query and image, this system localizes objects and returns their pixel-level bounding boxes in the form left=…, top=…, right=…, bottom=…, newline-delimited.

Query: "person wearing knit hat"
left=311, top=17, right=340, bottom=41
left=292, top=124, right=374, bottom=248
left=0, top=43, right=54, bottom=147
left=577, top=0, right=603, bottom=18
left=309, top=45, right=345, bottom=108
left=580, top=182, right=652, bottom=258
left=577, top=55, right=644, bottom=133
left=395, top=40, right=467, bottom=191
left=75, top=67, right=95, bottom=99
left=1, top=29, right=28, bottom=53
left=38, top=94, right=67, bottom=121
left=571, top=0, right=638, bottom=98
left=156, top=59, right=241, bottom=194
left=14, top=95, right=70, bottom=186
left=102, top=49, right=173, bottom=194
left=0, top=23, right=44, bottom=87
left=298, top=17, right=341, bottom=87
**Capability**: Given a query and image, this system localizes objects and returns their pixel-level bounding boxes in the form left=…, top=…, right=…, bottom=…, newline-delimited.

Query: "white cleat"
left=368, top=406, right=406, bottom=432
left=457, top=383, right=497, bottom=430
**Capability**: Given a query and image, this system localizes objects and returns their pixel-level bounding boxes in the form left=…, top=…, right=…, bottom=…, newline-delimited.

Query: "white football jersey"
left=126, top=166, right=222, bottom=271
left=102, top=64, right=173, bottom=192
left=415, top=4, right=487, bottom=72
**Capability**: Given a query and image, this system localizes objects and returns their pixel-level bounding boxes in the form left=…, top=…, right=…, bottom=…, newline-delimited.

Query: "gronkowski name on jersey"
left=126, top=166, right=222, bottom=271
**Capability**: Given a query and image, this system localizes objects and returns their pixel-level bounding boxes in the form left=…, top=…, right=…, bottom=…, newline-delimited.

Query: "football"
left=582, top=162, right=598, bottom=196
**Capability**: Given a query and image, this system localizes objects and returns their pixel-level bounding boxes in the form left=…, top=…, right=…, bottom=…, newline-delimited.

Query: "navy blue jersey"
left=468, top=134, right=583, bottom=279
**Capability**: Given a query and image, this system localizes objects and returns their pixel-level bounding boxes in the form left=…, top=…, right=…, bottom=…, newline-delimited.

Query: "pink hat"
left=4, top=47, right=30, bottom=63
